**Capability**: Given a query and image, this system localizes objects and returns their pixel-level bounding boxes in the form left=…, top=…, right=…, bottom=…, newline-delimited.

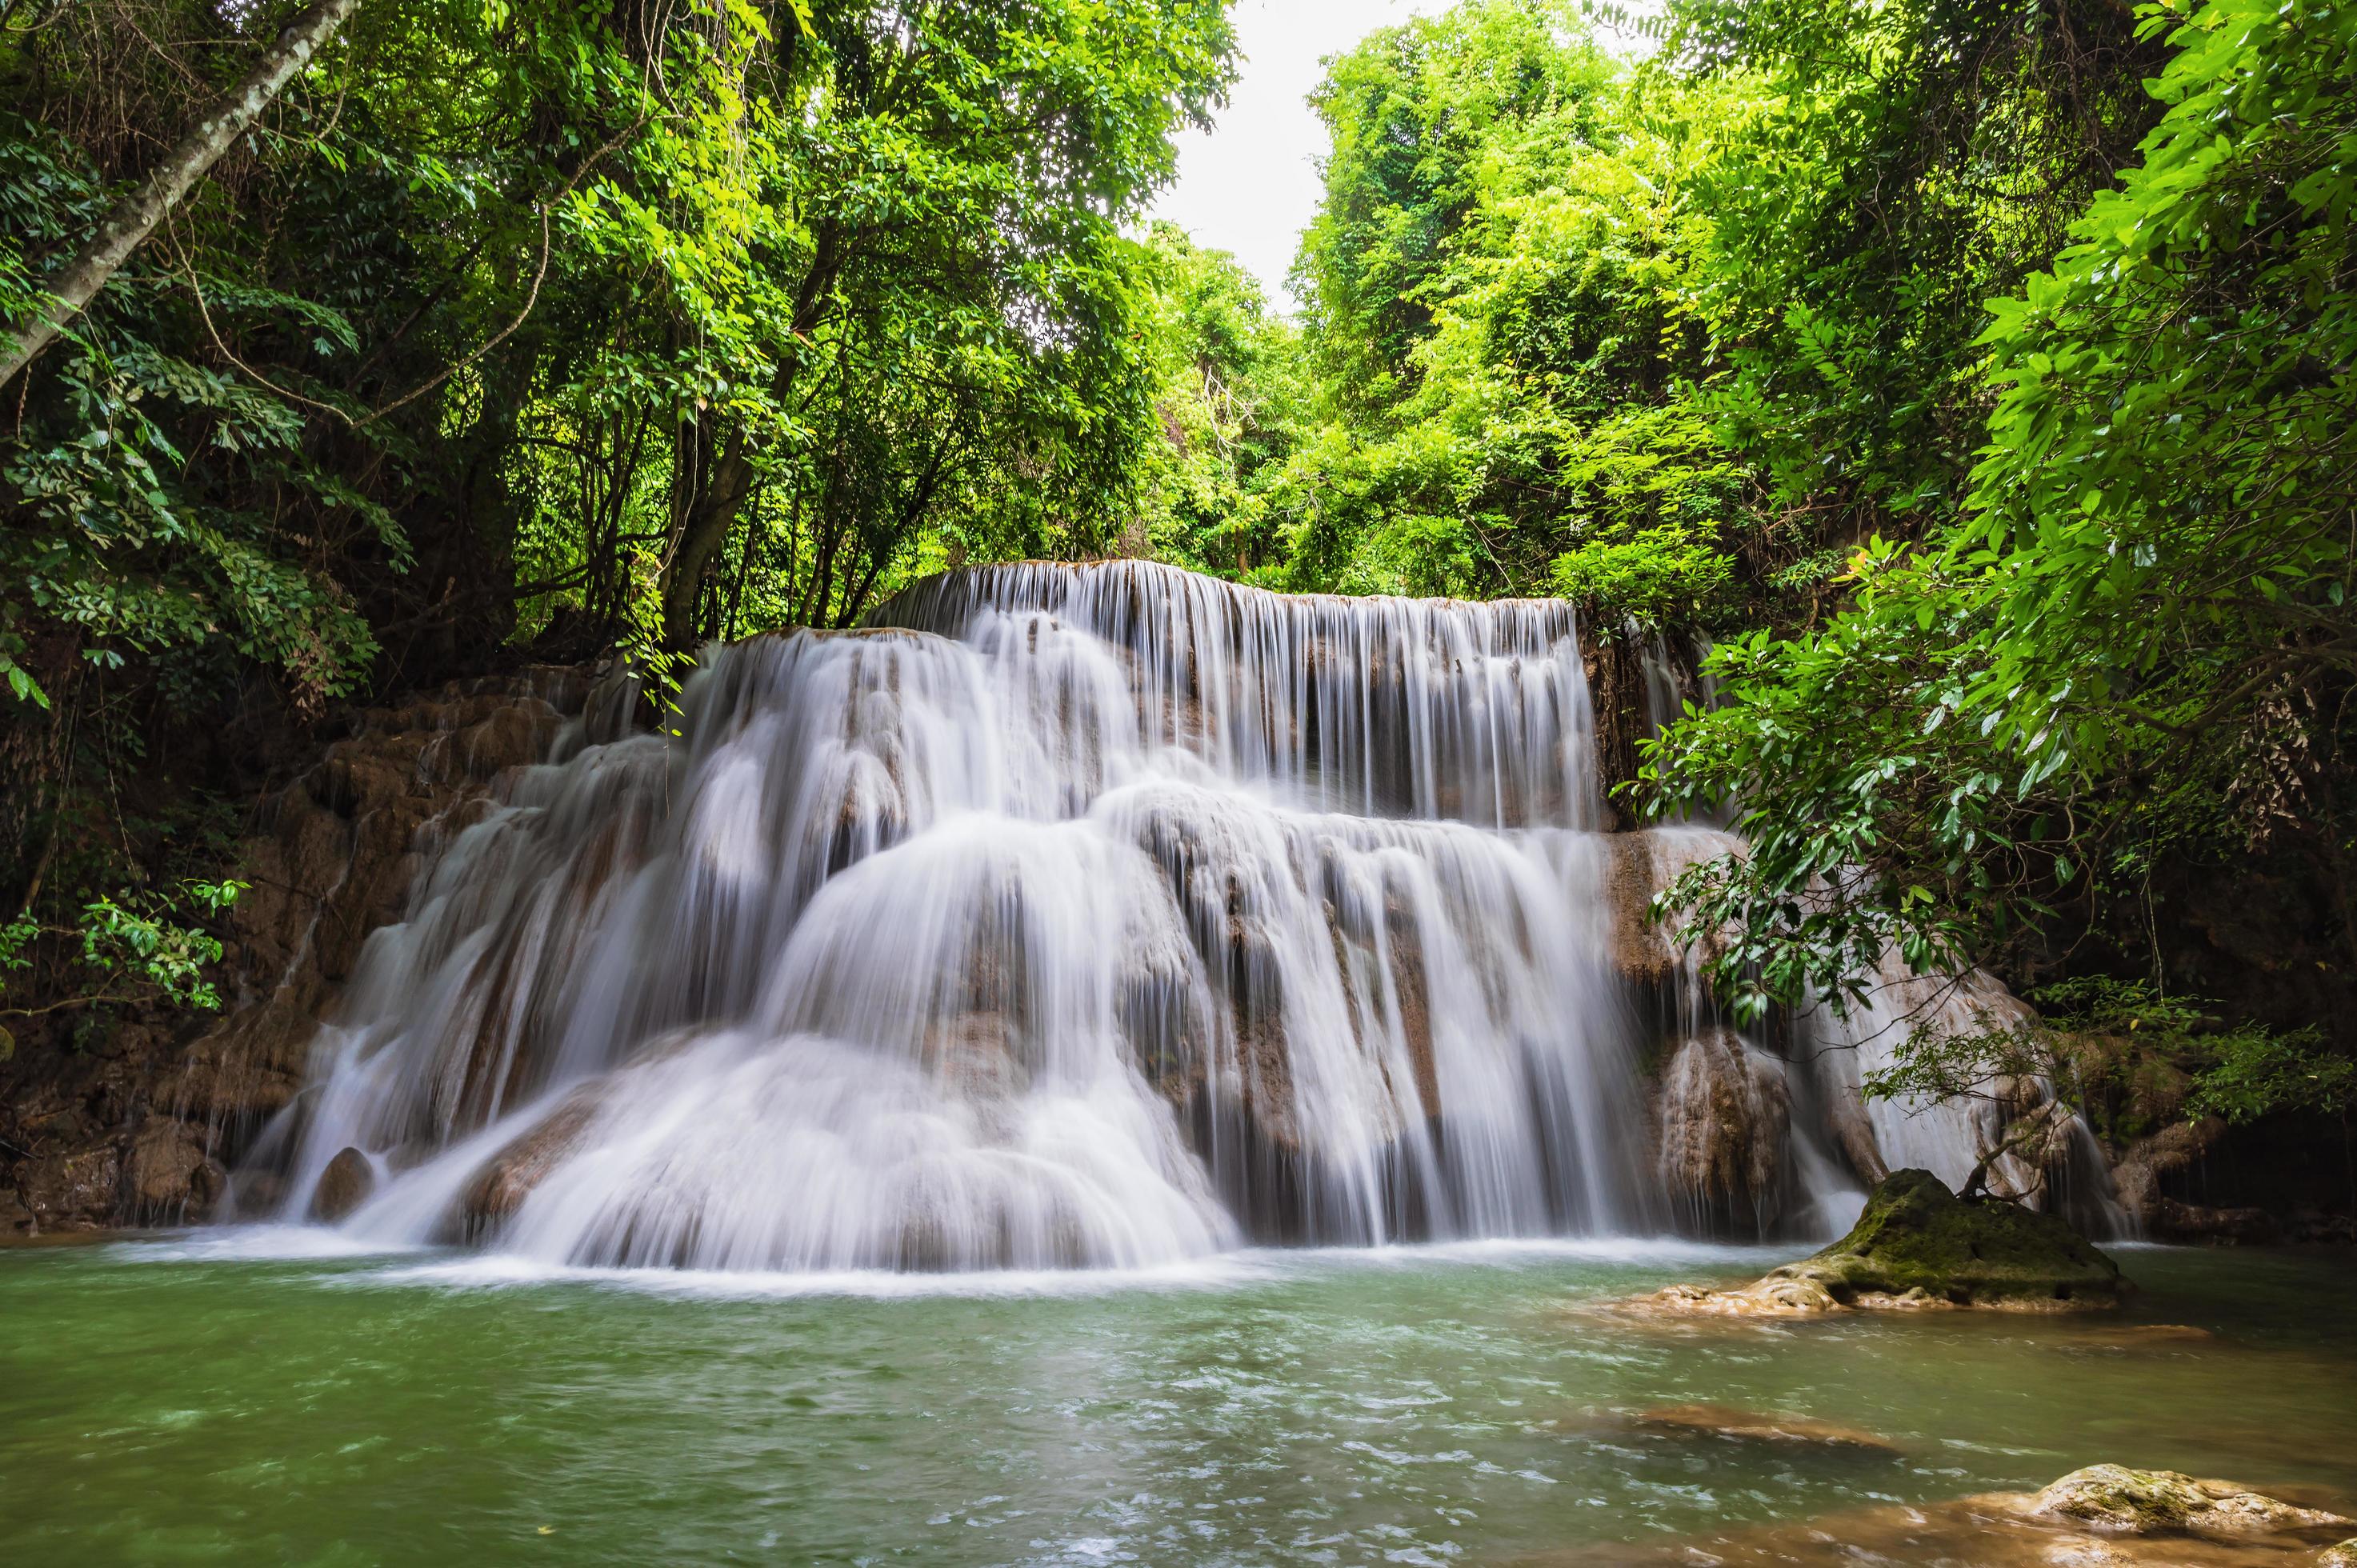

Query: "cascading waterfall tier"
left=240, top=560, right=2077, bottom=1272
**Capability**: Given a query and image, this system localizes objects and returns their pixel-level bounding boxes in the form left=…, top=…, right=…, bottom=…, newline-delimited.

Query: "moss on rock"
left=1613, top=1168, right=2129, bottom=1315
left=2026, top=1464, right=2347, bottom=1535
left=1764, top=1167, right=2127, bottom=1309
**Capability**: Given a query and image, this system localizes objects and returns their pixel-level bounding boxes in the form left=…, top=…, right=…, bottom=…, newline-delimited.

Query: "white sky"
left=1148, top=0, right=1657, bottom=314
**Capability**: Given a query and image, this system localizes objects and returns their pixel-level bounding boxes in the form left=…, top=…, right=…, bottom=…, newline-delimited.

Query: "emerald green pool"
left=2, top=1234, right=2351, bottom=1565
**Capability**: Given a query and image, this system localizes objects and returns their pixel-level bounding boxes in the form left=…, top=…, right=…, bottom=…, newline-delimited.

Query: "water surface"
left=2, top=1236, right=2351, bottom=1564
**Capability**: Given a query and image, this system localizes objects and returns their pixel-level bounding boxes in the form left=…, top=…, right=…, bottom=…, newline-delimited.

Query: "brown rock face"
left=0, top=665, right=594, bottom=1234
left=1599, top=828, right=1746, bottom=993
left=1656, top=1029, right=1790, bottom=1233
left=311, top=1146, right=376, bottom=1222
left=16, top=1145, right=122, bottom=1230
left=126, top=1118, right=222, bottom=1221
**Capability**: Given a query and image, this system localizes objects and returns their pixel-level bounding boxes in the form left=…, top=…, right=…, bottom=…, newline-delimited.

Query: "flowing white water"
left=241, top=562, right=2096, bottom=1272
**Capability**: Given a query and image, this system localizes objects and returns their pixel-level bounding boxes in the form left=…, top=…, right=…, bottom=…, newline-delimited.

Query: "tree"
left=1647, top=0, right=2357, bottom=1029
left=0, top=0, right=359, bottom=389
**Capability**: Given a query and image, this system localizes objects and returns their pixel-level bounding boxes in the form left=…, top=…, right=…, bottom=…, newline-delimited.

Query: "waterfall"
left=236, top=561, right=2089, bottom=1272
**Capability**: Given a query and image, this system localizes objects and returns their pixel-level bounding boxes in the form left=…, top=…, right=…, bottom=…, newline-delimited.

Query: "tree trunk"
left=0, top=0, right=361, bottom=390
left=660, top=429, right=756, bottom=652
left=655, top=219, right=847, bottom=651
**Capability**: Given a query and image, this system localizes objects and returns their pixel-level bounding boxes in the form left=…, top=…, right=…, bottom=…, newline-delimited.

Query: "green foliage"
left=0, top=0, right=1235, bottom=1032
left=1855, top=976, right=2346, bottom=1156
left=1, top=879, right=245, bottom=1047
left=1551, top=522, right=1731, bottom=622
left=1131, top=224, right=1306, bottom=578
left=1663, top=0, right=2158, bottom=539
left=1242, top=1, right=1762, bottom=612
left=1647, top=0, right=2357, bottom=1044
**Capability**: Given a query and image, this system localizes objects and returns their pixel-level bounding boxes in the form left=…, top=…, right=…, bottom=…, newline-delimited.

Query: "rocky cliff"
left=1, top=666, right=594, bottom=1235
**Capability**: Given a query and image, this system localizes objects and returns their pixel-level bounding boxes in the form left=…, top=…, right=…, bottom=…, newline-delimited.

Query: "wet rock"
left=1767, top=1166, right=2125, bottom=1309
left=1529, top=1484, right=2352, bottom=1566
left=455, top=1086, right=603, bottom=1234
left=1615, top=1168, right=2127, bottom=1314
left=2147, top=1196, right=2281, bottom=1246
left=311, top=1146, right=376, bottom=1222
left=2027, top=1466, right=2347, bottom=1535
left=1599, top=827, right=1746, bottom=990
left=2319, top=1540, right=2357, bottom=1567
left=2287, top=1209, right=2357, bottom=1246
left=14, top=1144, right=122, bottom=1230
left=1657, top=1029, right=1789, bottom=1233
left=229, top=1170, right=286, bottom=1218
left=1617, top=1274, right=1846, bottom=1317
left=0, top=1186, right=33, bottom=1235
left=1381, top=886, right=1439, bottom=1118
left=164, top=668, right=588, bottom=1221
left=126, top=1118, right=221, bottom=1220
left=924, top=1012, right=1026, bottom=1100
left=2111, top=1117, right=2227, bottom=1230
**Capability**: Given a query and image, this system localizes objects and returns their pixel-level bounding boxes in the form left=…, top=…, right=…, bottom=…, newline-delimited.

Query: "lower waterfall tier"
left=234, top=570, right=2111, bottom=1270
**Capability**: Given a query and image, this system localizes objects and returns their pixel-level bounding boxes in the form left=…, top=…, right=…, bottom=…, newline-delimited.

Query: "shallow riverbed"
left=2, top=1234, right=2351, bottom=1565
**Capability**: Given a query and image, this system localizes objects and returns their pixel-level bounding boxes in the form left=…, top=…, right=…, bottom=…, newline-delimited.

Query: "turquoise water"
left=1, top=1234, right=2351, bottom=1565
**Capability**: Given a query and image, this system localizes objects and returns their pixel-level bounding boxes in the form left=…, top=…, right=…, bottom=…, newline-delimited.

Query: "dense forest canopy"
left=4, top=0, right=2354, bottom=1178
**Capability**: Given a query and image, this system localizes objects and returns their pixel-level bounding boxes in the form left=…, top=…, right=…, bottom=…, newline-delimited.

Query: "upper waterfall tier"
left=870, top=561, right=1603, bottom=829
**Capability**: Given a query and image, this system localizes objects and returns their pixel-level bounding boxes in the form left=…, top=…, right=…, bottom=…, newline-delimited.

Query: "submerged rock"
left=1622, top=1402, right=1899, bottom=1454
left=2028, top=1466, right=2347, bottom=1536
left=2061, top=1322, right=2217, bottom=1351
left=1616, top=1167, right=2127, bottom=1314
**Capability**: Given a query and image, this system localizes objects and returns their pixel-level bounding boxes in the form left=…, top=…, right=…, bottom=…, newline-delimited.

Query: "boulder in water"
left=1774, top=1166, right=2127, bottom=1308
left=2027, top=1466, right=2347, bottom=1536
left=310, top=1146, right=375, bottom=1222
left=1536, top=1471, right=2350, bottom=1565
left=454, top=1088, right=602, bottom=1234
left=1616, top=1167, right=2127, bottom=1314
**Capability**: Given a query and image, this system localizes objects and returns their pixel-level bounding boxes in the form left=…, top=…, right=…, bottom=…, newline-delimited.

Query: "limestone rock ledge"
left=1, top=665, right=598, bottom=1235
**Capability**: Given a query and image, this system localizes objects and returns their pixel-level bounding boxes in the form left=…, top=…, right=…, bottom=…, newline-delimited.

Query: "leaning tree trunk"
left=0, top=0, right=361, bottom=390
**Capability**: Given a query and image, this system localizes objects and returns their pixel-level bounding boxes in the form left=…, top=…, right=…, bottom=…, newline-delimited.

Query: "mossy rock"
left=2025, top=1463, right=2346, bottom=1534
left=1765, top=1168, right=2127, bottom=1309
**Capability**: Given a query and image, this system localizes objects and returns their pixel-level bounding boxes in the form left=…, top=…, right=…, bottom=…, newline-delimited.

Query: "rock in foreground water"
left=1524, top=1463, right=2349, bottom=1565
left=2028, top=1466, right=2347, bottom=1535
left=1618, top=1168, right=2127, bottom=1314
